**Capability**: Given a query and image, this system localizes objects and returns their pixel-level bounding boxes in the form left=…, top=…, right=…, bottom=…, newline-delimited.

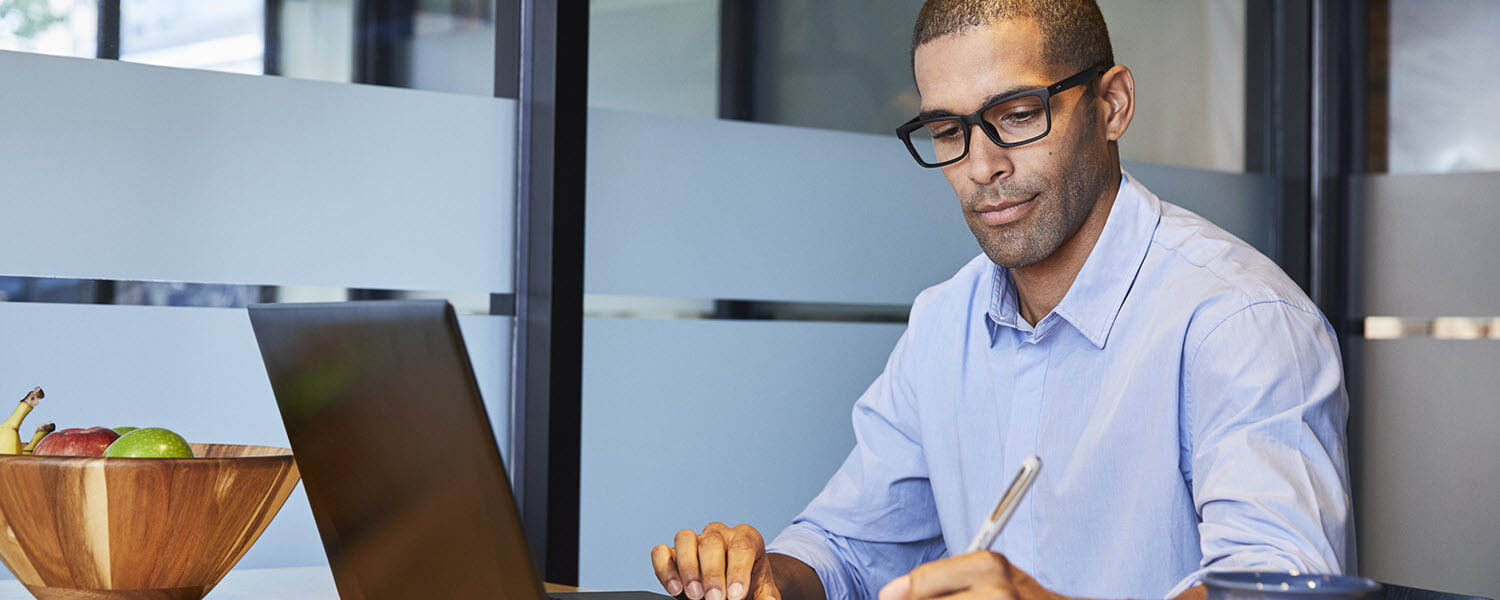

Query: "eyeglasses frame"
left=896, top=62, right=1114, bottom=168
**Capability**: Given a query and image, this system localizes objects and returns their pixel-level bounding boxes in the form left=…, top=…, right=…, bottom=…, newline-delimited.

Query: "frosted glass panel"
left=1104, top=0, right=1246, bottom=172
left=0, top=50, right=514, bottom=293
left=586, top=108, right=976, bottom=305
left=589, top=1, right=717, bottom=118
left=1384, top=0, right=1500, bottom=173
left=585, top=0, right=1248, bottom=173
left=1356, top=339, right=1500, bottom=599
left=586, top=111, right=1275, bottom=306
left=578, top=318, right=905, bottom=591
left=0, top=302, right=511, bottom=577
left=1357, top=172, right=1500, bottom=316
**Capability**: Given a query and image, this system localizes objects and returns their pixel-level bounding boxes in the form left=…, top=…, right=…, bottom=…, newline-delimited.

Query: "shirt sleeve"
left=766, top=327, right=947, bottom=600
left=1171, top=300, right=1354, bottom=597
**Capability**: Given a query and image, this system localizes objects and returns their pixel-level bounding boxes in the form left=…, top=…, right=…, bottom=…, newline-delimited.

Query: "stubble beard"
left=964, top=110, right=1114, bottom=269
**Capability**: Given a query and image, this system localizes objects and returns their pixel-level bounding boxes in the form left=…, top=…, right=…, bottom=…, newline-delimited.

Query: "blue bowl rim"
left=1202, top=572, right=1382, bottom=595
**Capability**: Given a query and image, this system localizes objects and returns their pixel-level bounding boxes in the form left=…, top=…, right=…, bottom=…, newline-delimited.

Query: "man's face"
left=913, top=20, right=1114, bottom=269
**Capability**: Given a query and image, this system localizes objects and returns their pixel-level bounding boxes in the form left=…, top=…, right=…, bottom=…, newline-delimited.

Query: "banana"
left=0, top=388, right=44, bottom=455
left=21, top=422, right=55, bottom=454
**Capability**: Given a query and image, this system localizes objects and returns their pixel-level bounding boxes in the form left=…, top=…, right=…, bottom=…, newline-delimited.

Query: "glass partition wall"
left=4, top=1, right=1496, bottom=597
left=0, top=0, right=519, bottom=578
left=1352, top=1, right=1500, bottom=597
left=0, top=0, right=498, bottom=93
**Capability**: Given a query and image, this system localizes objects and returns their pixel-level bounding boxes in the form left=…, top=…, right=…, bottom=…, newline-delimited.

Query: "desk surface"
left=0, top=567, right=585, bottom=599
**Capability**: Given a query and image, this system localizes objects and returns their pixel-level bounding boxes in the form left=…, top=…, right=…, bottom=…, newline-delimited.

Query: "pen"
left=965, top=455, right=1042, bottom=553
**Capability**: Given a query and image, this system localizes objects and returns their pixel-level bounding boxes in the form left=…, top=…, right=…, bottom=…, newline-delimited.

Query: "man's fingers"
left=651, top=545, right=684, bottom=596
left=730, top=524, right=765, bottom=549
left=930, top=586, right=1017, bottom=600
left=702, top=522, right=733, bottom=537
left=675, top=529, right=704, bottom=599
left=666, top=523, right=764, bottom=600
left=698, top=531, right=729, bottom=600
left=752, top=554, right=782, bottom=600
left=724, top=532, right=759, bottom=600
left=905, top=552, right=1008, bottom=600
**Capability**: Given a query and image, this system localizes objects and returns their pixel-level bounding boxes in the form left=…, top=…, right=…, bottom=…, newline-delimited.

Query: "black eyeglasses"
left=896, top=63, right=1112, bottom=168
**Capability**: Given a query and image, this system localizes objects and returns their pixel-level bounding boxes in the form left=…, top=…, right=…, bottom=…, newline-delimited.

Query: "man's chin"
left=979, top=243, right=1049, bottom=269
left=968, top=225, right=1046, bottom=269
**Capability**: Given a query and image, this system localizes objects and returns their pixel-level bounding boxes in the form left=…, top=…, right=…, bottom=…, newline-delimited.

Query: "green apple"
left=112, top=426, right=138, bottom=435
left=103, top=427, right=193, bottom=458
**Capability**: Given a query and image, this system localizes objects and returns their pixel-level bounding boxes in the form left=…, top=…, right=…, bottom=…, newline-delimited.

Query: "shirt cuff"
left=767, top=521, right=856, bottom=600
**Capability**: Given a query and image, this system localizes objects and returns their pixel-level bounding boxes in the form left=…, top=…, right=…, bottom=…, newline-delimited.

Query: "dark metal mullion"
left=509, top=0, right=587, bottom=586
left=495, top=0, right=520, bottom=99
left=96, top=0, right=121, bottom=60
left=1247, top=1, right=1313, bottom=292
left=354, top=0, right=415, bottom=86
left=1309, top=0, right=1365, bottom=338
left=264, top=0, right=283, bottom=76
left=1243, top=4, right=1270, bottom=173
left=717, top=0, right=757, bottom=121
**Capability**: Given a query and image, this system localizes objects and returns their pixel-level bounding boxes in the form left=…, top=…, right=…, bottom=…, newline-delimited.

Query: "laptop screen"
left=250, top=300, right=544, bottom=600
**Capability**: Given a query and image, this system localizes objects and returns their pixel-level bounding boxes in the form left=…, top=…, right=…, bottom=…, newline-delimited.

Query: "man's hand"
left=652, top=523, right=783, bottom=600
left=877, top=552, right=1066, bottom=600
left=879, top=552, right=1208, bottom=600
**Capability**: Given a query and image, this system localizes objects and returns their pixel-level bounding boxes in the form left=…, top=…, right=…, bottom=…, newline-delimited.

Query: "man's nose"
left=963, top=124, right=1012, bottom=185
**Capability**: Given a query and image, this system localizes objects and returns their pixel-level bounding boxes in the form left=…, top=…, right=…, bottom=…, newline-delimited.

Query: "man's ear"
left=1097, top=65, right=1135, bottom=142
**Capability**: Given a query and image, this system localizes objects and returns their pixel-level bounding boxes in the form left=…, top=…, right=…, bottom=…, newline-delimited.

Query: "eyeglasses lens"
left=906, top=118, right=967, bottom=166
left=982, top=95, right=1048, bottom=144
left=906, top=95, right=1050, bottom=166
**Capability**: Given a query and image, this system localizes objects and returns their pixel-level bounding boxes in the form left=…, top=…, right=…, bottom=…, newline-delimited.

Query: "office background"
left=0, top=0, right=1496, bottom=598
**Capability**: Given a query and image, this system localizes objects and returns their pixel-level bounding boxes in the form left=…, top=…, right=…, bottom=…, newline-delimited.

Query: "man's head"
left=909, top=0, right=1134, bottom=269
left=911, top=0, right=1114, bottom=83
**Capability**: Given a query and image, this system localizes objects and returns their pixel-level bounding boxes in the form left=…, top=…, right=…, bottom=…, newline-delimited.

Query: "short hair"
left=911, top=0, right=1114, bottom=76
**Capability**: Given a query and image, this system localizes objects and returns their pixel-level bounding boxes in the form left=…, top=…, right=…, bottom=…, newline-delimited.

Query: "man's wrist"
left=1168, top=584, right=1207, bottom=600
left=768, top=553, right=827, bottom=600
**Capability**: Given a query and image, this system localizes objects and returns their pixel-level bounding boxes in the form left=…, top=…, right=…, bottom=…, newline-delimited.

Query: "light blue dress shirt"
left=766, top=174, right=1353, bottom=600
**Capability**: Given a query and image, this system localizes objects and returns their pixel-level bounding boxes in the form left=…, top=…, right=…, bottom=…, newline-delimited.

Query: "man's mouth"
left=974, top=195, right=1036, bottom=227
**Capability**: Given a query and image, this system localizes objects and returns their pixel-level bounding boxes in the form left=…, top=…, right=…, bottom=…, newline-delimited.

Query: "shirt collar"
left=984, top=172, right=1161, bottom=348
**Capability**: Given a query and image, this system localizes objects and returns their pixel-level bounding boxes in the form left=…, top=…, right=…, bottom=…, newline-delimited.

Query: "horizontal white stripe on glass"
left=585, top=108, right=1277, bottom=306
left=1364, top=316, right=1500, bottom=340
left=0, top=50, right=515, bottom=293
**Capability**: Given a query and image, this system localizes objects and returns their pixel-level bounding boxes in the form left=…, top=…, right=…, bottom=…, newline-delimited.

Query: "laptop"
left=248, top=300, right=670, bottom=600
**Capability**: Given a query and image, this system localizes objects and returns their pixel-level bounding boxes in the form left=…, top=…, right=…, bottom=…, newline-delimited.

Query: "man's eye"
left=1003, top=110, right=1042, bottom=125
left=933, top=126, right=962, bottom=139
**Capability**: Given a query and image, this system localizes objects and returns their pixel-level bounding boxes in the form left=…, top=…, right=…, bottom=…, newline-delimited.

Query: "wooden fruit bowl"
left=0, top=443, right=300, bottom=600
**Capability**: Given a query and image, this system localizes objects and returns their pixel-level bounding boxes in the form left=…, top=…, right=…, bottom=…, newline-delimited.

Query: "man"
left=650, top=2, right=1353, bottom=600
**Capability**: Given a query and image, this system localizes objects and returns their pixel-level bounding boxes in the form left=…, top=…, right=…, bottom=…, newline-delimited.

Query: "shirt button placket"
left=998, top=331, right=1047, bottom=569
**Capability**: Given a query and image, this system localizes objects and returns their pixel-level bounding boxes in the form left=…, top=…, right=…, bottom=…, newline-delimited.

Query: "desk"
left=0, top=567, right=585, bottom=599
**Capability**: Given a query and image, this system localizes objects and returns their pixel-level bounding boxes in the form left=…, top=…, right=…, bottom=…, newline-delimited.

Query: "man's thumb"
left=879, top=575, right=911, bottom=600
left=752, top=556, right=782, bottom=600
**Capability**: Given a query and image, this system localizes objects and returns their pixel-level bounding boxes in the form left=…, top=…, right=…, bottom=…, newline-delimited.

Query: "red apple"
left=31, top=427, right=121, bottom=457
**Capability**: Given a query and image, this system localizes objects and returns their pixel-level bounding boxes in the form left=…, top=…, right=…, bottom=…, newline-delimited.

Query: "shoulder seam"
left=1185, top=299, right=1319, bottom=377
left=1182, top=299, right=1320, bottom=488
left=1149, top=238, right=1317, bottom=313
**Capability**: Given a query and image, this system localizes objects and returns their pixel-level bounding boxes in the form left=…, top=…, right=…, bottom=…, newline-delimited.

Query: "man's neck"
left=1011, top=175, right=1122, bottom=326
